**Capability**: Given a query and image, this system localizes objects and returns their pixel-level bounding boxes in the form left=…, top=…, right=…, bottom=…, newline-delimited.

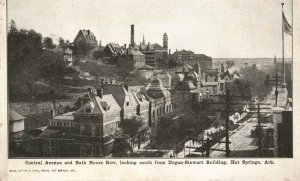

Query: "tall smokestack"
left=131, top=24, right=135, bottom=47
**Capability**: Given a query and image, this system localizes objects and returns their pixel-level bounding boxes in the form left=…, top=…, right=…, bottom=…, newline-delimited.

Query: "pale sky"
left=8, top=0, right=292, bottom=58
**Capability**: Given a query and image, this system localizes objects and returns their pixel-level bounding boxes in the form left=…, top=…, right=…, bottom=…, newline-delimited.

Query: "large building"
left=171, top=50, right=212, bottom=75
left=9, top=109, right=25, bottom=139
left=73, top=29, right=98, bottom=61
left=129, top=25, right=169, bottom=68
left=143, top=79, right=172, bottom=135
left=73, top=89, right=121, bottom=157
left=171, top=73, right=203, bottom=113
left=73, top=29, right=98, bottom=49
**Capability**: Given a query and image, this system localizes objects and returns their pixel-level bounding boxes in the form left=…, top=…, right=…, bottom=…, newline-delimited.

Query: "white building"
left=9, top=109, right=25, bottom=139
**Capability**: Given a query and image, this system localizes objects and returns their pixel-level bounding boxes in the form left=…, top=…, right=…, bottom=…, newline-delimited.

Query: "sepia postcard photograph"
left=1, top=0, right=299, bottom=180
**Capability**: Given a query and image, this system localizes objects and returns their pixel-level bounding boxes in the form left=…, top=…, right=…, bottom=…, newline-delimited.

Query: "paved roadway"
left=209, top=118, right=258, bottom=157
left=210, top=87, right=277, bottom=158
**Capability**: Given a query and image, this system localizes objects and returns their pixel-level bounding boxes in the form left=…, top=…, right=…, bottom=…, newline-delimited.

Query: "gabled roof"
left=52, top=112, right=74, bottom=121
left=79, top=29, right=97, bottom=42
left=146, top=78, right=171, bottom=99
left=128, top=87, right=148, bottom=106
left=151, top=43, right=163, bottom=50
left=173, top=49, right=194, bottom=55
left=9, top=108, right=25, bottom=122
left=103, top=84, right=129, bottom=108
left=76, top=94, right=121, bottom=114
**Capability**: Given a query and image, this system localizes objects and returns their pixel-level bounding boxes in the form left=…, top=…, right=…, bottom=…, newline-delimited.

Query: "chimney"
left=51, top=99, right=56, bottom=118
left=97, top=89, right=104, bottom=99
left=87, top=87, right=92, bottom=94
left=124, top=44, right=126, bottom=49
left=176, top=49, right=177, bottom=52
left=51, top=109, right=56, bottom=119
left=124, top=84, right=129, bottom=91
left=88, top=30, right=90, bottom=34
left=101, top=78, right=105, bottom=87
left=131, top=24, right=135, bottom=47
left=169, top=49, right=171, bottom=55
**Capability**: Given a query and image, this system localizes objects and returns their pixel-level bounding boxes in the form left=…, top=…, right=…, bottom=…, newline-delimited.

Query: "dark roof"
left=9, top=109, right=25, bottom=122
left=173, top=49, right=194, bottom=55
left=152, top=43, right=163, bottom=50
left=102, top=84, right=129, bottom=108
left=146, top=79, right=171, bottom=99
left=174, top=81, right=196, bottom=90
left=80, top=30, right=97, bottom=42
left=195, top=54, right=211, bottom=58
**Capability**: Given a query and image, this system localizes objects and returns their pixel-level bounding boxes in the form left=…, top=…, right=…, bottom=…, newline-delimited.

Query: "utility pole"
left=250, top=102, right=270, bottom=157
left=257, top=103, right=262, bottom=156
left=265, top=73, right=281, bottom=107
left=225, top=90, right=230, bottom=157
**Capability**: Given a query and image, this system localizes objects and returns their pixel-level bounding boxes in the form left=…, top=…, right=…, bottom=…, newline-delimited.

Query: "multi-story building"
left=102, top=84, right=136, bottom=120
left=171, top=74, right=203, bottom=112
left=103, top=43, right=125, bottom=58
left=73, top=89, right=121, bottom=157
left=143, top=79, right=172, bottom=135
left=73, top=29, right=98, bottom=50
left=171, top=50, right=212, bottom=75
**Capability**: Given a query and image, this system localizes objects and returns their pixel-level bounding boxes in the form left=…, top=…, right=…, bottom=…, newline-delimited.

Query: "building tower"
left=219, top=63, right=225, bottom=74
left=142, top=34, right=145, bottom=45
left=163, top=33, right=168, bottom=62
left=130, top=24, right=135, bottom=48
left=163, top=33, right=168, bottom=50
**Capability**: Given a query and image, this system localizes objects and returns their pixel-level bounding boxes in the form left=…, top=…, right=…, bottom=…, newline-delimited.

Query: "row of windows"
left=152, top=105, right=172, bottom=118
left=79, top=121, right=120, bottom=137
left=51, top=121, right=73, bottom=127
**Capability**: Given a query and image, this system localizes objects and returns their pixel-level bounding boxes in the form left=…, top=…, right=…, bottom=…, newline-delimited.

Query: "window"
left=152, top=110, right=155, bottom=118
left=86, top=107, right=91, bottom=113
left=80, top=124, right=85, bottom=134
left=126, top=102, right=129, bottom=106
left=91, top=125, right=96, bottom=137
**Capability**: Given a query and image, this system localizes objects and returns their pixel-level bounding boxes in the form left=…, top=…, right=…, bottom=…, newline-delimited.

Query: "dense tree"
left=120, top=117, right=145, bottom=146
left=93, top=49, right=103, bottom=60
left=238, top=66, right=271, bottom=100
left=9, top=19, right=17, bottom=33
left=58, top=37, right=66, bottom=49
left=43, top=37, right=55, bottom=49
left=8, top=21, right=67, bottom=101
